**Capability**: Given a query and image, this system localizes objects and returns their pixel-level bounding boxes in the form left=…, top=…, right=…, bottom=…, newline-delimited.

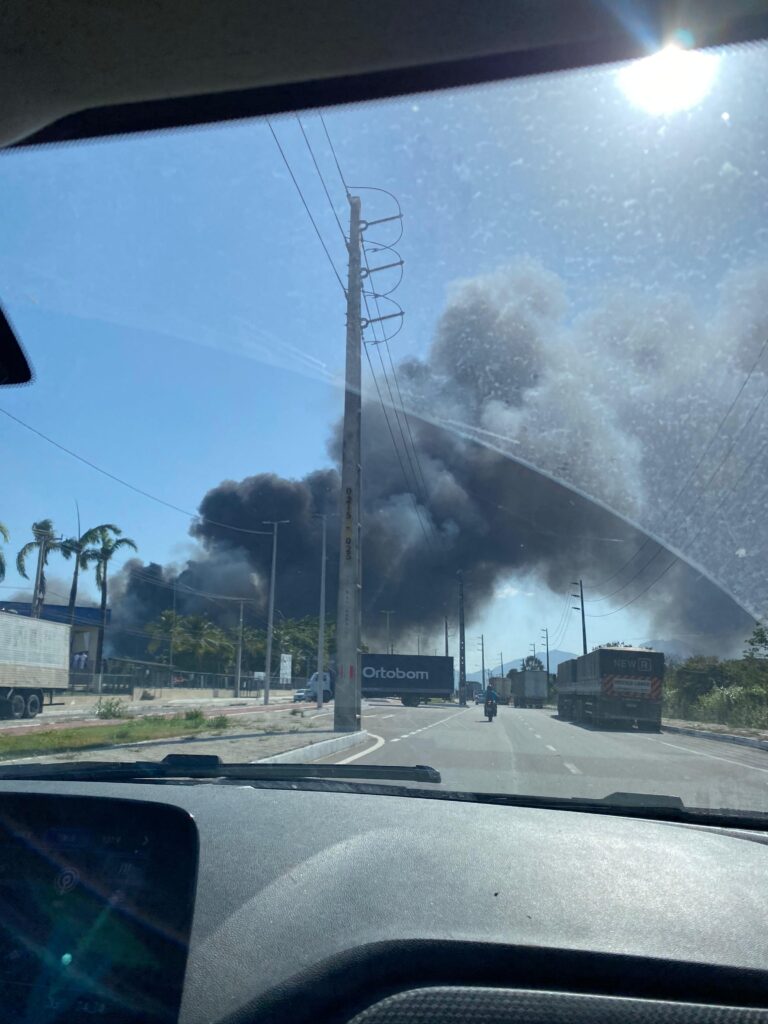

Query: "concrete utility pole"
left=335, top=195, right=363, bottom=733
left=530, top=642, right=537, bottom=665
left=571, top=579, right=588, bottom=655
left=314, top=514, right=328, bottom=711
left=500, top=652, right=504, bottom=677
left=381, top=610, right=395, bottom=655
left=480, top=634, right=486, bottom=688
left=458, top=572, right=466, bottom=705
left=541, top=626, right=550, bottom=678
left=235, top=599, right=244, bottom=698
left=263, top=520, right=289, bottom=704
left=444, top=616, right=449, bottom=657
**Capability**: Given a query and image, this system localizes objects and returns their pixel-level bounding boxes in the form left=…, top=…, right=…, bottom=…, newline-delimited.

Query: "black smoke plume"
left=113, top=261, right=763, bottom=654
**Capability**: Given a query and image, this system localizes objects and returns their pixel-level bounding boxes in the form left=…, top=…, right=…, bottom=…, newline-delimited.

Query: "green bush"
left=95, top=697, right=129, bottom=720
left=209, top=715, right=229, bottom=730
left=694, top=686, right=768, bottom=729
left=183, top=708, right=205, bottom=724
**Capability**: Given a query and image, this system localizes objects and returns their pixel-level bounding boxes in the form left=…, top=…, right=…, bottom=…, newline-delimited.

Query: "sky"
left=1, top=38, right=767, bottom=668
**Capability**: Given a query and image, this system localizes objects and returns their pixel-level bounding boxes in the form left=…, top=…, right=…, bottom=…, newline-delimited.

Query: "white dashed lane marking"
left=563, top=762, right=581, bottom=775
left=546, top=744, right=557, bottom=752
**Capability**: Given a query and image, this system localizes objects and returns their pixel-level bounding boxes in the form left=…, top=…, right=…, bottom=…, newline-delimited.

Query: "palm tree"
left=81, top=526, right=137, bottom=673
left=63, top=523, right=119, bottom=624
left=0, top=522, right=9, bottom=583
left=16, top=519, right=69, bottom=615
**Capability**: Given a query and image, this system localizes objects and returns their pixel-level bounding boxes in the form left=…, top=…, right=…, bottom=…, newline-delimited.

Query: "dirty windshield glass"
left=2, top=39, right=768, bottom=815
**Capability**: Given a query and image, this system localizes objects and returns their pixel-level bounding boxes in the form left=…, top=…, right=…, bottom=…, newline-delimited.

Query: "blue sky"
left=1, top=41, right=764, bottom=663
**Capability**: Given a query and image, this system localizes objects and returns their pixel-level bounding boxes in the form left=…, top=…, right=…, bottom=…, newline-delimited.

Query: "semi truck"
left=557, top=646, right=664, bottom=731
left=0, top=610, right=71, bottom=718
left=509, top=669, right=548, bottom=708
left=306, top=654, right=455, bottom=707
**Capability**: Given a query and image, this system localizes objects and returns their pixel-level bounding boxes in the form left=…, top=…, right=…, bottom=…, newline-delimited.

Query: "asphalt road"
left=319, top=702, right=768, bottom=815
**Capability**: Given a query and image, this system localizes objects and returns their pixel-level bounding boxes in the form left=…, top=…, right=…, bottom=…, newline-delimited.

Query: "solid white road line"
left=335, top=733, right=386, bottom=764
left=658, top=739, right=768, bottom=774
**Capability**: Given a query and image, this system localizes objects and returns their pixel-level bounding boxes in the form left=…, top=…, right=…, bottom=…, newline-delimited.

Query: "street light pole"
left=263, top=520, right=289, bottom=704
left=235, top=598, right=244, bottom=698
left=381, top=610, right=395, bottom=655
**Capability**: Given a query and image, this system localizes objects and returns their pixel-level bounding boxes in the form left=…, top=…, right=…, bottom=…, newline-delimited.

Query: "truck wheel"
left=8, top=694, right=25, bottom=720
left=323, top=690, right=332, bottom=703
left=24, top=692, right=42, bottom=719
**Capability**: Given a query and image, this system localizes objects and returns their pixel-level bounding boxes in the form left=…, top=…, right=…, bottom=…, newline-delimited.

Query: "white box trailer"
left=510, top=670, right=548, bottom=708
left=0, top=610, right=70, bottom=718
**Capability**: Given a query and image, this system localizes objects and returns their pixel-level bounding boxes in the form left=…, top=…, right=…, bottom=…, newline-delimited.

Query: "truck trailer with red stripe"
left=556, top=646, right=664, bottom=731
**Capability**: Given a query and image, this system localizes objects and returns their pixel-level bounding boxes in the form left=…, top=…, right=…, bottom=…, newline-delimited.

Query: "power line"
left=266, top=118, right=346, bottom=296
left=319, top=112, right=349, bottom=195
left=359, top=238, right=434, bottom=539
left=311, top=116, right=437, bottom=552
left=586, top=558, right=678, bottom=618
left=362, top=342, right=434, bottom=551
left=0, top=406, right=272, bottom=537
left=295, top=115, right=347, bottom=243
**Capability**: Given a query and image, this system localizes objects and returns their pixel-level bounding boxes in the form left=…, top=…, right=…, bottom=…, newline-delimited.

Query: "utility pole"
left=530, top=642, right=537, bottom=665
left=335, top=194, right=363, bottom=733
left=444, top=616, right=449, bottom=657
left=500, top=652, right=504, bottom=677
left=235, top=599, right=244, bottom=698
left=314, top=513, right=328, bottom=711
left=541, top=627, right=550, bottom=678
left=571, top=579, right=588, bottom=655
left=263, top=520, right=289, bottom=704
left=479, top=634, right=486, bottom=689
left=381, top=610, right=395, bottom=655
left=458, top=572, right=466, bottom=705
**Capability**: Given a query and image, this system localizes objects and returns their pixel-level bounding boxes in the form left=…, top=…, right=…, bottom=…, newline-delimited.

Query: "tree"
left=0, top=522, right=8, bottom=583
left=745, top=623, right=768, bottom=660
left=81, top=527, right=137, bottom=672
left=522, top=655, right=544, bottom=672
left=147, top=612, right=235, bottom=673
left=16, top=519, right=69, bottom=615
left=63, top=523, right=120, bottom=624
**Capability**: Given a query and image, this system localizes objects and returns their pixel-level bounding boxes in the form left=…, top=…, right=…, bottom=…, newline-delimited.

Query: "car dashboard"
left=0, top=780, right=766, bottom=1024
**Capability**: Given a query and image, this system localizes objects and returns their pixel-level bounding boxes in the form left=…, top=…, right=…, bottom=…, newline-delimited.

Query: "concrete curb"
left=663, top=724, right=768, bottom=752
left=256, top=730, right=369, bottom=764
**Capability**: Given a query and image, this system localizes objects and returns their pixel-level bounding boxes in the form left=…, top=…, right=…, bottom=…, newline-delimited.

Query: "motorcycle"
left=484, top=699, right=497, bottom=722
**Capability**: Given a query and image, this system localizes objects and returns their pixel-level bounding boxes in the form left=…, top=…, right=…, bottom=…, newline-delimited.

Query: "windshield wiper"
left=0, top=754, right=441, bottom=784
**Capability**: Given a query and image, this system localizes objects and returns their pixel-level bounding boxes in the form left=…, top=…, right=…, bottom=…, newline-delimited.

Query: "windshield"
left=2, top=38, right=768, bottom=816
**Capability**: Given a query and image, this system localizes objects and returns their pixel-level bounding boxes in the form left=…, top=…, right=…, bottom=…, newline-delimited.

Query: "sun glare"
left=618, top=44, right=718, bottom=115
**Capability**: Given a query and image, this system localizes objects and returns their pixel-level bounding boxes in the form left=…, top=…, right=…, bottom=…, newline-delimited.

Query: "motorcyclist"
left=485, top=684, right=499, bottom=707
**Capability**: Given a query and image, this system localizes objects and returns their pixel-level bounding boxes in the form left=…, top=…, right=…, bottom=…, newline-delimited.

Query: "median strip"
left=0, top=709, right=231, bottom=761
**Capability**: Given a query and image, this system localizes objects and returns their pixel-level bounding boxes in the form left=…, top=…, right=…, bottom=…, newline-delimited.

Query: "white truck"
left=510, top=669, right=548, bottom=708
left=0, top=610, right=71, bottom=718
